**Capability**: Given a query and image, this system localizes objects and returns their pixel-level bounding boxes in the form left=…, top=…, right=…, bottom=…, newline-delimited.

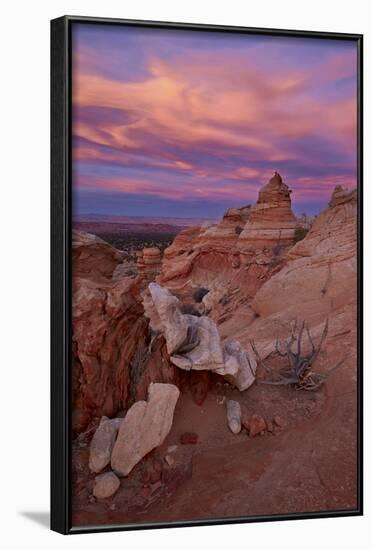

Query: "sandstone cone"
left=237, top=172, right=296, bottom=251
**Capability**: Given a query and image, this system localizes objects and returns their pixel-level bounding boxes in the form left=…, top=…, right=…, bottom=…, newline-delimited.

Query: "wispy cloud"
left=72, top=24, right=357, bottom=217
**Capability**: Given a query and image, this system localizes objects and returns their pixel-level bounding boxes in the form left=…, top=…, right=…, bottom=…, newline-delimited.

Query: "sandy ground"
left=71, top=363, right=358, bottom=527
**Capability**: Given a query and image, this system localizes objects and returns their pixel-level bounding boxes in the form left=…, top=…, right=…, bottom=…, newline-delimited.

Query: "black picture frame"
left=51, top=15, right=363, bottom=535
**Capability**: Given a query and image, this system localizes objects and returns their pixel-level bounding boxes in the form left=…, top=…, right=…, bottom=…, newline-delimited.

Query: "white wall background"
left=1, top=0, right=370, bottom=547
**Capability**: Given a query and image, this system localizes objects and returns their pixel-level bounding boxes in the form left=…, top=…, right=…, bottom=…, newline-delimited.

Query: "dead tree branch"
left=250, top=319, right=343, bottom=391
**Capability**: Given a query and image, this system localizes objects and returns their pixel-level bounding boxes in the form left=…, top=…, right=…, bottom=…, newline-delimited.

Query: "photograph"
left=68, top=19, right=361, bottom=529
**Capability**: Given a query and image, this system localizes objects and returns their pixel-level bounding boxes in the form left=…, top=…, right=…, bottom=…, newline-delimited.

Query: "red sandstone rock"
left=137, top=247, right=162, bottom=283
left=244, top=414, right=267, bottom=437
left=72, top=230, right=124, bottom=280
left=72, top=235, right=178, bottom=433
left=158, top=173, right=294, bottom=305
left=237, top=172, right=296, bottom=251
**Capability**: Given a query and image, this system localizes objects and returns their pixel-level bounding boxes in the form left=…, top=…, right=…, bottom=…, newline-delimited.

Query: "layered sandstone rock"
left=251, top=186, right=356, bottom=322
left=72, top=230, right=124, bottom=280
left=111, top=383, right=180, bottom=476
left=237, top=172, right=296, bottom=251
left=72, top=275, right=147, bottom=432
left=223, top=205, right=251, bottom=224
left=227, top=185, right=357, bottom=366
left=159, top=173, right=295, bottom=299
left=72, top=236, right=178, bottom=433
left=195, top=205, right=251, bottom=249
left=329, top=185, right=357, bottom=207
left=159, top=226, right=202, bottom=284
left=143, top=283, right=257, bottom=391
left=136, top=247, right=162, bottom=283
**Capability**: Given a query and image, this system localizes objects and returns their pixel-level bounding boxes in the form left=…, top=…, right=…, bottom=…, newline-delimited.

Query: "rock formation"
left=72, top=180, right=358, bottom=523
left=136, top=247, right=162, bottom=283
left=143, top=283, right=256, bottom=391
left=226, top=185, right=357, bottom=369
left=72, top=275, right=146, bottom=432
left=72, top=230, right=125, bottom=280
left=71, top=179, right=358, bottom=523
left=237, top=172, right=297, bottom=251
left=251, top=186, right=356, bottom=324
left=72, top=233, right=178, bottom=433
left=111, top=383, right=180, bottom=477
left=158, top=172, right=296, bottom=301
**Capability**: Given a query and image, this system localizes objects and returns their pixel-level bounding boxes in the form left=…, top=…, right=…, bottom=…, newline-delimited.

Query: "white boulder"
left=226, top=400, right=242, bottom=434
left=93, top=471, right=120, bottom=499
left=89, top=417, right=122, bottom=474
left=111, top=383, right=180, bottom=477
left=144, top=283, right=256, bottom=390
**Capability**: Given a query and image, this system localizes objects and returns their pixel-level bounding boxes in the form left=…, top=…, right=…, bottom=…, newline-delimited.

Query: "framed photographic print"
left=51, top=15, right=363, bottom=534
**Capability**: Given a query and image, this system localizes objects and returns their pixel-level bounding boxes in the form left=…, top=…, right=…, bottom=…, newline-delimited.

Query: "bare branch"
left=308, top=319, right=328, bottom=365
left=259, top=376, right=299, bottom=386
left=305, top=325, right=316, bottom=355
left=256, top=318, right=341, bottom=391
left=250, top=339, right=277, bottom=375
left=297, top=320, right=306, bottom=358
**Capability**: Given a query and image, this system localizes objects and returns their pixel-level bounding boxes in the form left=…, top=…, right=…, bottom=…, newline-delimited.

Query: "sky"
left=72, top=23, right=357, bottom=218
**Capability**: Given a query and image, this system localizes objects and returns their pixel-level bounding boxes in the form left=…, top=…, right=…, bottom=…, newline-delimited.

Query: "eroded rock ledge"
left=143, top=282, right=256, bottom=391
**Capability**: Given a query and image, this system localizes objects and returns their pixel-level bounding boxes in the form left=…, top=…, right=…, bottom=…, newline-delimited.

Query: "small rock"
left=180, top=432, right=198, bottom=445
left=266, top=420, right=274, bottom=433
left=109, top=503, right=116, bottom=511
left=246, top=414, right=266, bottom=437
left=226, top=399, right=242, bottom=434
left=167, top=445, right=178, bottom=454
left=165, top=455, right=175, bottom=466
left=93, top=472, right=120, bottom=499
